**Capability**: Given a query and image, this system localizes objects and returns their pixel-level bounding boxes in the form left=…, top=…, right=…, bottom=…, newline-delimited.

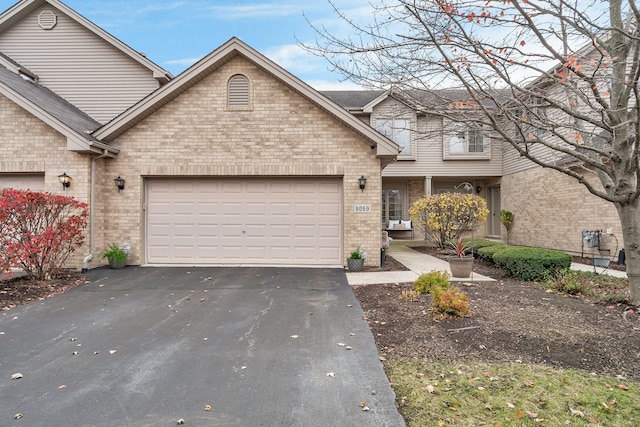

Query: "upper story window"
left=443, top=122, right=491, bottom=160
left=450, top=128, right=484, bottom=153
left=376, top=118, right=412, bottom=156
left=227, top=74, right=250, bottom=109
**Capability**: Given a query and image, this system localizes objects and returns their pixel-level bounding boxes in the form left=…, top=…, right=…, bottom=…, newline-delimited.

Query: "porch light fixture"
left=58, top=172, right=72, bottom=190
left=476, top=186, right=481, bottom=194
left=358, top=175, right=367, bottom=192
left=114, top=176, right=125, bottom=192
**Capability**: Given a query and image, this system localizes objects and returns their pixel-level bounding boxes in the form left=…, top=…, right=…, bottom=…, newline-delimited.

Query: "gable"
left=0, top=0, right=170, bottom=123
left=95, top=38, right=399, bottom=164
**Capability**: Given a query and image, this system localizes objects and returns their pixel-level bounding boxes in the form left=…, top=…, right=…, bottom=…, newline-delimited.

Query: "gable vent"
left=38, top=10, right=57, bottom=30
left=228, top=74, right=250, bottom=108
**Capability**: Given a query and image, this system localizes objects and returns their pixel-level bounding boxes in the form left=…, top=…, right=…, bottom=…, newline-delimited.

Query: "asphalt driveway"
left=0, top=267, right=405, bottom=426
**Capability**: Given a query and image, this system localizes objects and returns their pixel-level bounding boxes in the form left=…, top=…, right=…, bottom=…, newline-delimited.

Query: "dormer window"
left=227, top=74, right=250, bottom=109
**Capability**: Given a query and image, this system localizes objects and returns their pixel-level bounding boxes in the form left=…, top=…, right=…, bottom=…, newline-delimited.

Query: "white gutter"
left=82, top=150, right=111, bottom=272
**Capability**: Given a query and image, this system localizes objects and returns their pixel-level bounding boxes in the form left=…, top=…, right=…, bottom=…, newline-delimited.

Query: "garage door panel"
left=147, top=178, right=342, bottom=265
left=0, top=174, right=45, bottom=191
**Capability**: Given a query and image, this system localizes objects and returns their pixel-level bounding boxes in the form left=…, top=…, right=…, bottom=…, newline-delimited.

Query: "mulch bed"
left=355, top=247, right=640, bottom=380
left=1, top=270, right=85, bottom=311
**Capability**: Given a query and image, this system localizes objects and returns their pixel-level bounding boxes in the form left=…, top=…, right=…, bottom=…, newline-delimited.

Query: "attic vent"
left=38, top=10, right=57, bottom=30
left=228, top=74, right=250, bottom=108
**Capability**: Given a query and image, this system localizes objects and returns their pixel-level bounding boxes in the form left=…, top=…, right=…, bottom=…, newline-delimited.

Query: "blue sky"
left=0, top=0, right=373, bottom=89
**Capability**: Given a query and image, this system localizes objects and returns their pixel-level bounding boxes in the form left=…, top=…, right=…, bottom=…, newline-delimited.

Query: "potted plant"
left=347, top=246, right=367, bottom=272
left=499, top=210, right=515, bottom=244
left=102, top=243, right=129, bottom=269
left=447, top=237, right=474, bottom=278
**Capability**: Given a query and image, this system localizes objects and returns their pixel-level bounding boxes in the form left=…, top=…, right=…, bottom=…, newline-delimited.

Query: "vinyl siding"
left=0, top=6, right=159, bottom=123
left=383, top=111, right=503, bottom=178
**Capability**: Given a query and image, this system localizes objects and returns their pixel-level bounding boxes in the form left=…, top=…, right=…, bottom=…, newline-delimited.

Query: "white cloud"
left=263, top=44, right=319, bottom=73
left=200, top=4, right=302, bottom=20
left=164, top=56, right=203, bottom=67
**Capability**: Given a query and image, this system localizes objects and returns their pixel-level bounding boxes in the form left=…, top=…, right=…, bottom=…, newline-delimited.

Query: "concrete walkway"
left=346, top=242, right=628, bottom=286
left=347, top=244, right=495, bottom=285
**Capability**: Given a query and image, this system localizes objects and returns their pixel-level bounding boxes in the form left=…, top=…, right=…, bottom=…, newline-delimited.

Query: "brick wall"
left=501, top=166, right=623, bottom=257
left=101, top=56, right=383, bottom=266
left=0, top=94, right=92, bottom=269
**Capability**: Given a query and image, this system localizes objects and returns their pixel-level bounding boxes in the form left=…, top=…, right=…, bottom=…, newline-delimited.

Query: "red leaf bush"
left=0, top=189, right=88, bottom=280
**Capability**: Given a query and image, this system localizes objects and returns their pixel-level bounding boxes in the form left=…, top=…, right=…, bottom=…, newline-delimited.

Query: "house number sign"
left=353, top=204, right=371, bottom=213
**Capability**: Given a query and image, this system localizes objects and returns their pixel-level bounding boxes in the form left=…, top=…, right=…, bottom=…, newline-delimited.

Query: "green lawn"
left=387, top=358, right=639, bottom=426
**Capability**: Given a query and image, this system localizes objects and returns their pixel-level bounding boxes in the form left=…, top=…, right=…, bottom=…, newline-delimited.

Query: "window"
left=228, top=74, right=250, bottom=108
left=376, top=118, right=411, bottom=155
left=382, top=189, right=404, bottom=225
left=449, top=128, right=484, bottom=153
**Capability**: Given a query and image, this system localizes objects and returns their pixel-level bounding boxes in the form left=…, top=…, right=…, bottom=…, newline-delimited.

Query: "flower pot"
left=108, top=257, right=126, bottom=269
left=347, top=258, right=364, bottom=272
left=448, top=256, right=473, bottom=278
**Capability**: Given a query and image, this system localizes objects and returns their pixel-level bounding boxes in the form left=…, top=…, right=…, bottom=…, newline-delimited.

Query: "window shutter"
left=228, top=75, right=250, bottom=107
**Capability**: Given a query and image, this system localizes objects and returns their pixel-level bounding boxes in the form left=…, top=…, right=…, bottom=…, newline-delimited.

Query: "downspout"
left=82, top=150, right=110, bottom=273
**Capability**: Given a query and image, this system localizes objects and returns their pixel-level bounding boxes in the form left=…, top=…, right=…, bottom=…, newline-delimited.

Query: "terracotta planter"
left=347, top=258, right=364, bottom=272
left=448, top=256, right=473, bottom=278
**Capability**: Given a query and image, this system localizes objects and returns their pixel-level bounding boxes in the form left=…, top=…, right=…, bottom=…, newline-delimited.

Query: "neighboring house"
left=323, top=88, right=504, bottom=239
left=0, top=0, right=398, bottom=269
left=324, top=85, right=624, bottom=258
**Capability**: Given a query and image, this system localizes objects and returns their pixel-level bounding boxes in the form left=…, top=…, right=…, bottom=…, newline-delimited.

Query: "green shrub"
left=413, top=270, right=449, bottom=294
left=546, top=269, right=592, bottom=295
left=493, top=246, right=571, bottom=281
left=465, top=238, right=502, bottom=253
left=431, top=286, right=472, bottom=317
left=477, top=243, right=509, bottom=263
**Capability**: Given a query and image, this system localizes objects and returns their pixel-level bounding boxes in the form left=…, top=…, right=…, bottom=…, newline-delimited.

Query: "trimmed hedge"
left=492, top=246, right=572, bottom=281
left=465, top=238, right=504, bottom=253
left=476, top=243, right=509, bottom=263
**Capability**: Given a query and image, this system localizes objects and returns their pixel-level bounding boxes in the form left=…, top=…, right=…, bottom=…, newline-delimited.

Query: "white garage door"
left=0, top=174, right=45, bottom=191
left=146, top=178, right=343, bottom=265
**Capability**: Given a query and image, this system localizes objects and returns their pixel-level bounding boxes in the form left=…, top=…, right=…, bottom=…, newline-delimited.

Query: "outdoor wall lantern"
left=114, top=176, right=125, bottom=192
left=476, top=186, right=482, bottom=194
left=58, top=172, right=72, bottom=190
left=359, top=175, right=367, bottom=192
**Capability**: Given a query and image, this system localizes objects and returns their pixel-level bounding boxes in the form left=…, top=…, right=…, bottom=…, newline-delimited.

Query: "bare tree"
left=305, top=0, right=640, bottom=303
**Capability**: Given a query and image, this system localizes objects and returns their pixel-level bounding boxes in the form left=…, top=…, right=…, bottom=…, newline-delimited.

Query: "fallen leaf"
left=58, top=384, right=66, bottom=389
left=327, top=372, right=335, bottom=377
left=346, top=346, right=352, bottom=350
left=93, top=351, right=99, bottom=355
left=358, top=401, right=367, bottom=407
left=362, top=406, right=370, bottom=411
left=337, top=343, right=346, bottom=347
left=72, top=351, right=79, bottom=355
left=14, top=413, right=23, bottom=420
left=516, top=410, right=524, bottom=418
left=290, top=335, right=299, bottom=339
left=618, top=384, right=629, bottom=390
left=507, top=402, right=515, bottom=408
left=109, top=349, right=117, bottom=355
left=426, top=385, right=435, bottom=393
left=204, top=404, right=212, bottom=411
left=69, top=337, right=77, bottom=342
left=528, top=411, right=538, bottom=418
left=10, top=373, right=23, bottom=380
left=176, top=419, right=185, bottom=425
left=524, top=381, right=534, bottom=387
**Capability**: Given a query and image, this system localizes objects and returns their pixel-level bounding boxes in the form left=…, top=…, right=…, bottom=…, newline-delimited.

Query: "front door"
left=488, top=186, right=501, bottom=237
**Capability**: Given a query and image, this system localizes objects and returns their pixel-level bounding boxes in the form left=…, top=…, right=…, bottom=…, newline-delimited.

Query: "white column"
left=424, top=176, right=432, bottom=196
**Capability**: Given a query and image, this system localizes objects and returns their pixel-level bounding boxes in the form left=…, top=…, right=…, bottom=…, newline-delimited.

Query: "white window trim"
left=443, top=121, right=491, bottom=160
left=376, top=118, right=416, bottom=160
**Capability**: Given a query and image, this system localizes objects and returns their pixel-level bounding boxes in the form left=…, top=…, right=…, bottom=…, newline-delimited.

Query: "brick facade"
left=501, top=166, right=623, bottom=258
left=99, top=57, right=383, bottom=267
left=0, top=94, right=92, bottom=268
